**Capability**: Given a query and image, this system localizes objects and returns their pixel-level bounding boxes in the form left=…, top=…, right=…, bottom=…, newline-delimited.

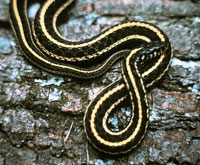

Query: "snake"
left=9, top=0, right=173, bottom=154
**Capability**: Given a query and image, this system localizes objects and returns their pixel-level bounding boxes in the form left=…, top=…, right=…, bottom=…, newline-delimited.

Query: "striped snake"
left=9, top=0, right=173, bottom=154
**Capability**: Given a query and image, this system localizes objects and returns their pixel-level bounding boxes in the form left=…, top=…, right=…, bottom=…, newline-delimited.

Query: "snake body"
left=9, top=0, right=173, bottom=154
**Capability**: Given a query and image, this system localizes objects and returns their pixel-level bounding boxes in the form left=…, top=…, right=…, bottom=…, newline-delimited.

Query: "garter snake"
left=9, top=0, right=173, bottom=154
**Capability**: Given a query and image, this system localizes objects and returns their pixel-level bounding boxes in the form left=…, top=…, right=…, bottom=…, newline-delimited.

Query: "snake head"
left=138, top=41, right=169, bottom=64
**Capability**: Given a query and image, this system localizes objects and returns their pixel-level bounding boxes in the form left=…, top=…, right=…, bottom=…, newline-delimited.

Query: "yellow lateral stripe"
left=146, top=47, right=173, bottom=88
left=102, top=96, right=129, bottom=135
left=34, top=33, right=151, bottom=62
left=90, top=49, right=145, bottom=147
left=40, top=0, right=165, bottom=48
left=52, top=0, right=74, bottom=40
left=142, top=53, right=165, bottom=77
